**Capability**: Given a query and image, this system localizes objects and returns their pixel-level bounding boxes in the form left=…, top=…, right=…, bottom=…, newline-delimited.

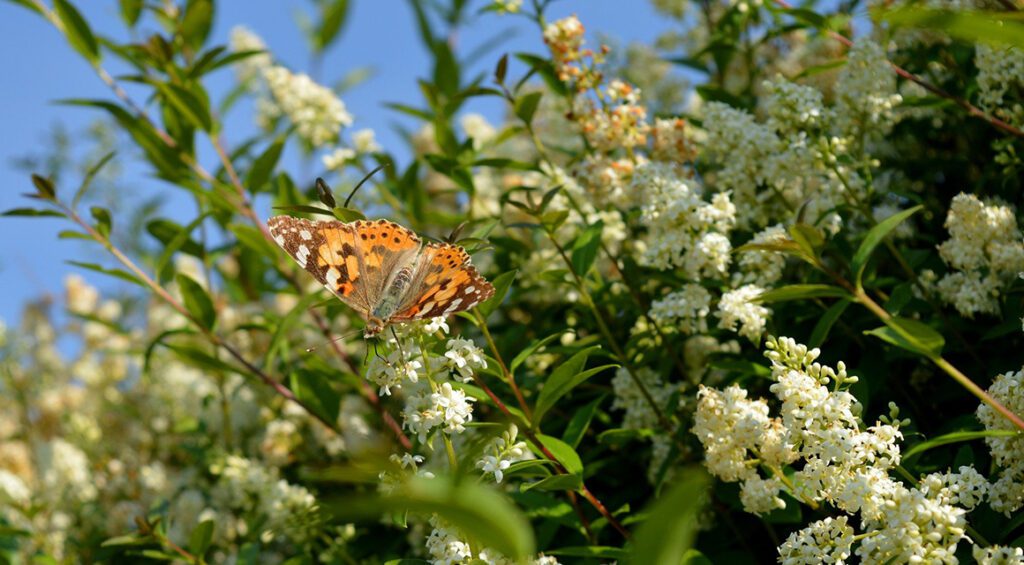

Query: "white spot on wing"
left=443, top=298, right=463, bottom=313
left=326, top=267, right=340, bottom=288
left=300, top=229, right=312, bottom=240
left=465, top=286, right=476, bottom=294
left=296, top=244, right=310, bottom=267
left=273, top=234, right=286, bottom=247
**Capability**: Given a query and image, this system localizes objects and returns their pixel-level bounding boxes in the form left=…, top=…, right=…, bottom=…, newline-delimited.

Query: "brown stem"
left=474, top=310, right=532, bottom=420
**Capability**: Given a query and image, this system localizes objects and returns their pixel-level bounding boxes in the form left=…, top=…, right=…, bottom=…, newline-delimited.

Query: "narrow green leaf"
left=531, top=434, right=583, bottom=474
left=54, top=0, right=100, bottom=64
left=851, top=205, right=922, bottom=288
left=879, top=7, right=1024, bottom=49
left=265, top=292, right=321, bottom=369
left=755, top=284, right=848, bottom=303
left=903, top=429, right=1019, bottom=461
left=332, top=206, right=367, bottom=222
left=156, top=82, right=213, bottom=132
left=228, top=223, right=276, bottom=257
left=188, top=520, right=214, bottom=556
left=154, top=213, right=210, bottom=282
left=118, top=0, right=143, bottom=26
left=570, top=221, right=603, bottom=276
left=181, top=0, right=214, bottom=50
left=73, top=151, right=116, bottom=209
left=561, top=394, right=605, bottom=449
left=809, top=299, right=851, bottom=348
left=315, top=0, right=350, bottom=52
left=630, top=468, right=710, bottom=565
left=788, top=223, right=824, bottom=258
left=864, top=316, right=944, bottom=357
left=494, top=53, right=508, bottom=84
left=272, top=205, right=336, bottom=217
left=58, top=230, right=91, bottom=240
left=510, top=331, right=563, bottom=373
left=520, top=473, right=582, bottom=492
left=67, top=261, right=143, bottom=286
left=246, top=137, right=285, bottom=193
left=31, top=173, right=56, bottom=199
left=290, top=370, right=341, bottom=424
left=477, top=270, right=515, bottom=319
left=2, top=208, right=64, bottom=218
left=514, top=92, right=543, bottom=124
left=176, top=273, right=216, bottom=330
left=334, top=477, right=534, bottom=562
left=533, top=345, right=612, bottom=425
left=90, top=206, right=112, bottom=238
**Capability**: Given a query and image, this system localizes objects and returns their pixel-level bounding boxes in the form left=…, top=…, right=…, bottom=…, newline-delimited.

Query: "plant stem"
left=473, top=310, right=532, bottom=421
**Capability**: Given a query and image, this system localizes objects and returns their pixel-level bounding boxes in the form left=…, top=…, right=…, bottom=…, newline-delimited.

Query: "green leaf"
left=533, top=346, right=614, bottom=425
left=67, top=261, right=144, bottom=286
left=188, top=520, right=214, bottom=557
left=904, top=429, right=1021, bottom=461
left=335, top=477, right=534, bottom=562
left=228, top=223, right=276, bottom=257
left=548, top=546, right=629, bottom=560
left=514, top=92, right=543, bottom=124
left=156, top=82, right=213, bottom=132
left=154, top=213, right=210, bottom=283
left=272, top=205, right=336, bottom=217
left=31, top=173, right=56, bottom=199
left=520, top=473, right=582, bottom=492
left=788, top=223, right=824, bottom=259
left=73, top=151, right=116, bottom=210
left=570, top=221, right=603, bottom=276
left=2, top=208, right=65, bottom=218
left=246, top=137, right=286, bottom=193
left=878, top=7, right=1024, bottom=49
left=510, top=331, right=563, bottom=374
left=531, top=434, right=583, bottom=474
left=477, top=270, right=515, bottom=319
left=265, top=292, right=322, bottom=369
left=851, top=205, right=922, bottom=288
left=290, top=370, right=341, bottom=424
left=755, top=284, right=848, bottom=303
left=630, top=468, right=710, bottom=565
left=101, top=533, right=149, bottom=548
left=562, top=394, right=605, bottom=448
left=865, top=316, right=944, bottom=358
left=809, top=299, right=851, bottom=348
left=176, top=273, right=216, bottom=330
left=118, top=0, right=143, bottom=26
left=315, top=0, right=350, bottom=52
left=181, top=0, right=214, bottom=50
left=332, top=206, right=367, bottom=222
left=54, top=0, right=100, bottom=64
left=90, top=206, right=112, bottom=238
left=494, top=53, right=508, bottom=84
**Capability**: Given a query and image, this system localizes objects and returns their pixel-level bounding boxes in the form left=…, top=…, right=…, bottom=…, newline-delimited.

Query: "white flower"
left=229, top=26, right=272, bottom=85
left=322, top=147, right=356, bottom=171
left=739, top=475, right=785, bottom=515
left=422, top=317, right=450, bottom=335
left=0, top=469, right=30, bottom=506
left=778, top=516, right=854, bottom=565
left=366, top=349, right=422, bottom=396
left=974, top=545, right=1024, bottom=565
left=461, top=113, right=496, bottom=147
left=977, top=367, right=1024, bottom=515
left=264, top=65, right=353, bottom=147
left=476, top=425, right=531, bottom=483
left=716, top=284, right=770, bottom=342
left=403, top=382, right=475, bottom=441
left=611, top=367, right=679, bottom=431
left=444, top=338, right=487, bottom=382
left=351, top=128, right=381, bottom=153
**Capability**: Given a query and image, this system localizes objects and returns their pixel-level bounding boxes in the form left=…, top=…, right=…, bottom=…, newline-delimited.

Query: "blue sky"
left=0, top=1, right=672, bottom=324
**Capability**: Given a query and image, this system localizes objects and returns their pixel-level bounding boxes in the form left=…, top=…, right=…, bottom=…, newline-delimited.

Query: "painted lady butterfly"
left=268, top=216, right=495, bottom=337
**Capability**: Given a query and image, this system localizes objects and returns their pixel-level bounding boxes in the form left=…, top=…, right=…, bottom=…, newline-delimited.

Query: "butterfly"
left=267, top=216, right=495, bottom=337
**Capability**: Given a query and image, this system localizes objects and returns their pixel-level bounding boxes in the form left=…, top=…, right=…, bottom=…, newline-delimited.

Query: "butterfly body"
left=268, top=216, right=494, bottom=337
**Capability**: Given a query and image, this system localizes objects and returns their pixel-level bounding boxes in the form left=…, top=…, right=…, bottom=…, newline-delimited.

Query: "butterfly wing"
left=390, top=242, right=495, bottom=322
left=349, top=219, right=422, bottom=304
left=268, top=215, right=375, bottom=316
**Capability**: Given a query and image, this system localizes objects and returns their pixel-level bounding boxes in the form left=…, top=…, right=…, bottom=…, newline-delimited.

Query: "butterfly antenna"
left=389, top=326, right=409, bottom=360
left=304, top=328, right=362, bottom=354
left=344, top=163, right=389, bottom=208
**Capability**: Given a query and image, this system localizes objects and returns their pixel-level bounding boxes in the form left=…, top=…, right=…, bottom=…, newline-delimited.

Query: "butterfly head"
left=363, top=317, right=386, bottom=339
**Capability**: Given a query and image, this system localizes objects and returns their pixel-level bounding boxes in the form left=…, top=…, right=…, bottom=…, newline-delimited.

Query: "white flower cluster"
left=977, top=367, right=1024, bottom=515
left=210, top=455, right=320, bottom=545
left=735, top=224, right=788, bottom=286
left=425, top=515, right=561, bottom=565
left=933, top=192, right=1024, bottom=317
left=366, top=325, right=486, bottom=445
left=631, top=162, right=736, bottom=275
left=228, top=26, right=272, bottom=86
left=715, top=284, right=770, bottom=342
left=263, top=66, right=353, bottom=147
left=974, top=545, right=1024, bottom=565
left=649, top=283, right=712, bottom=335
left=832, top=39, right=903, bottom=142
left=476, top=425, right=532, bottom=483
left=695, top=336, right=977, bottom=562
left=975, top=44, right=1024, bottom=130
left=611, top=366, right=685, bottom=483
